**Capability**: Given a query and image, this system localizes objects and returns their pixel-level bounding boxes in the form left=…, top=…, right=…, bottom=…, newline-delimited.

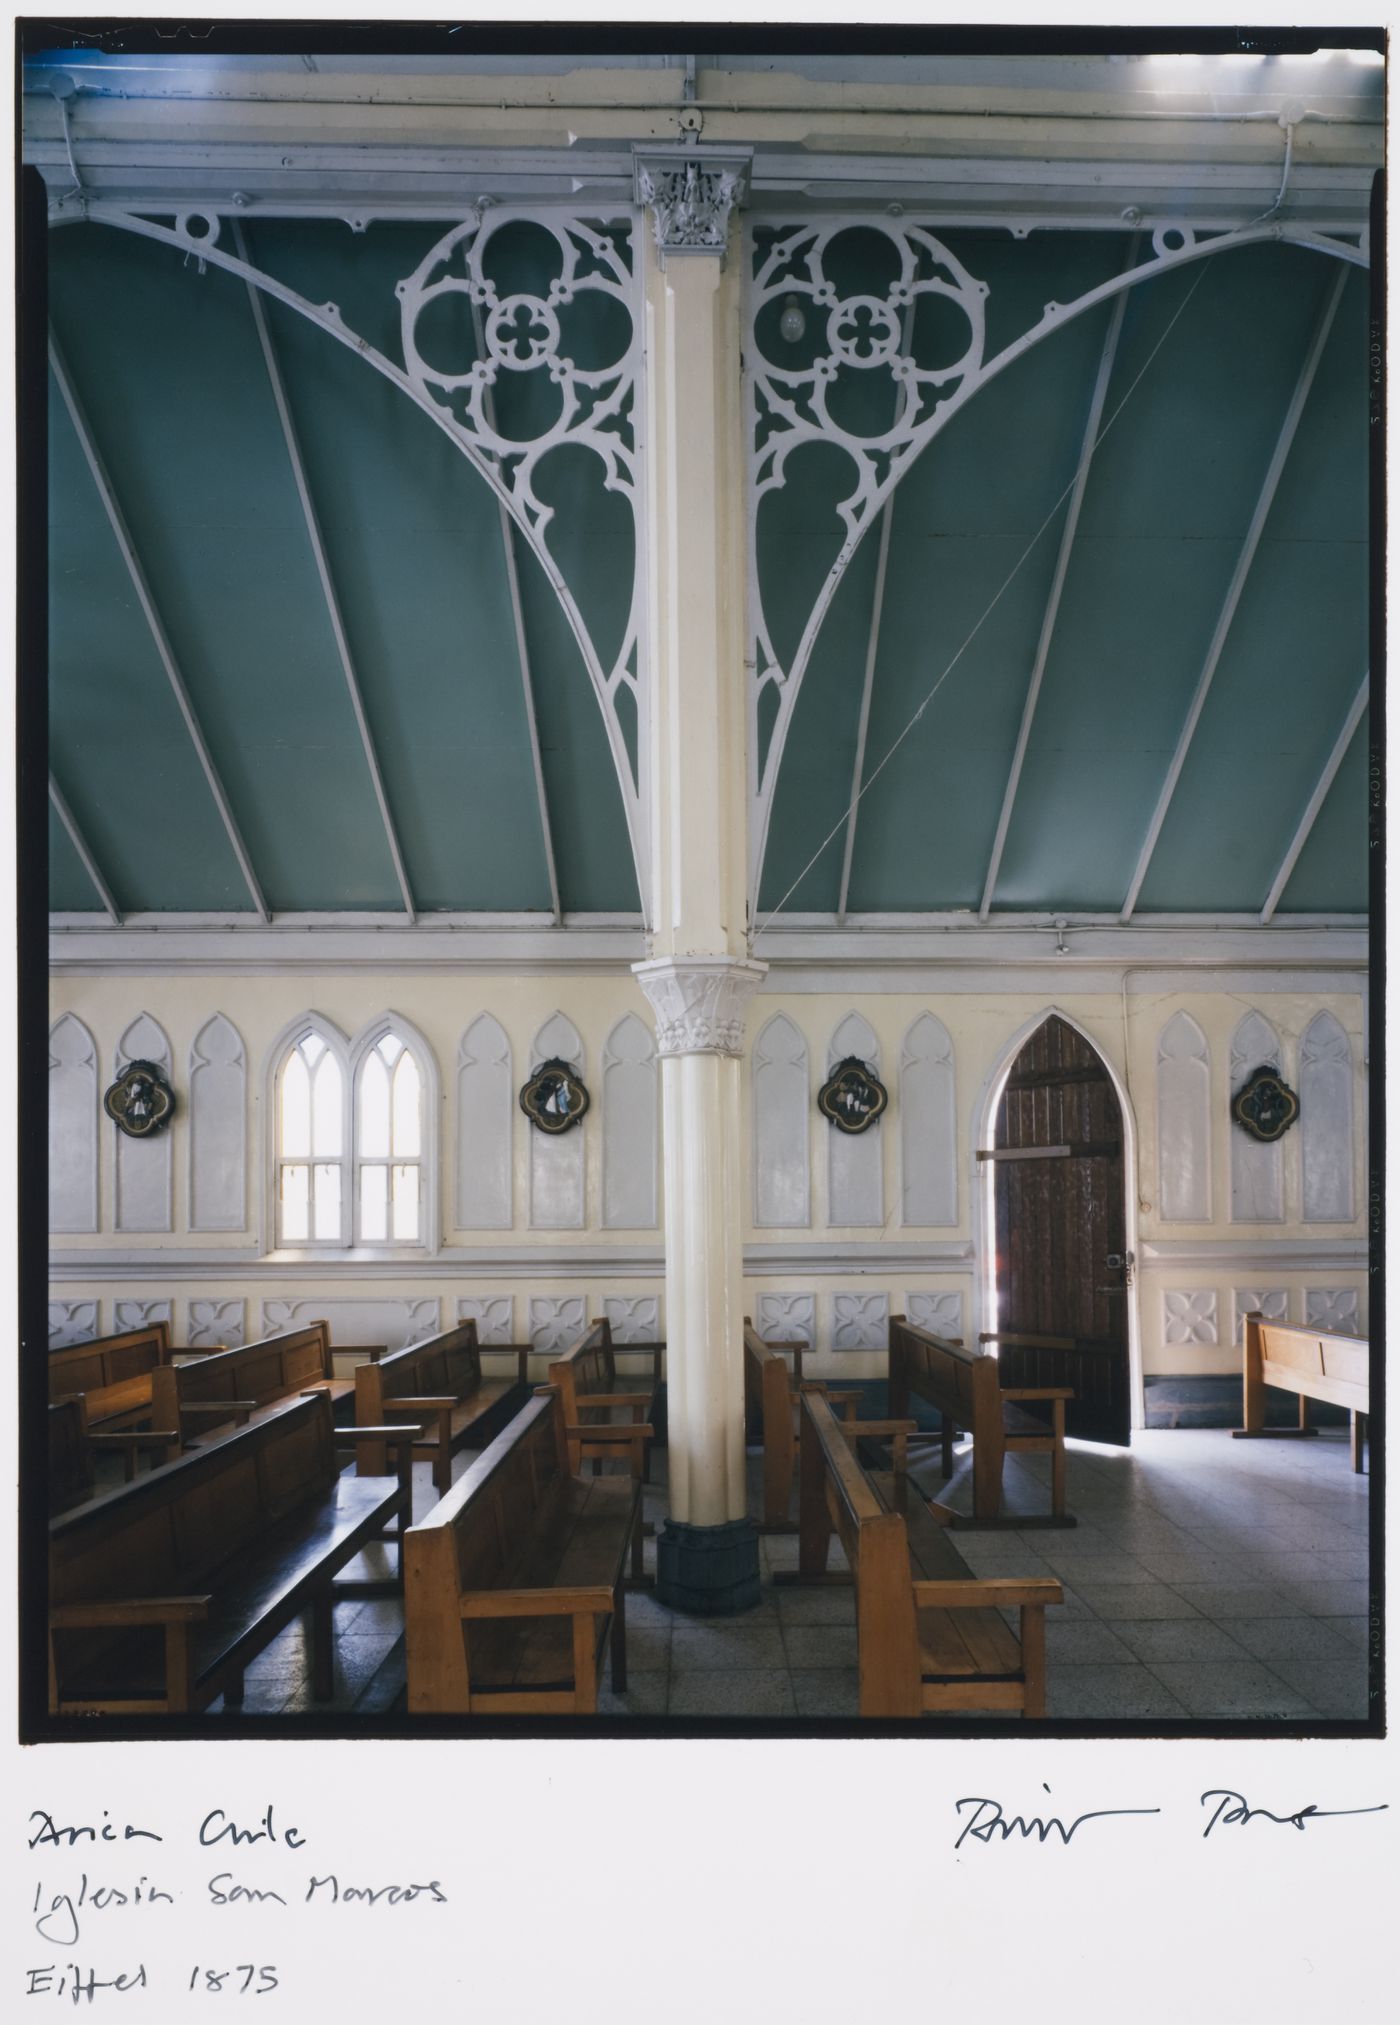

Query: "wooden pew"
left=1234, top=1314, right=1370, bottom=1473
left=48, top=1394, right=190, bottom=1510
left=548, top=1319, right=663, bottom=1479
left=48, top=1393, right=416, bottom=1715
left=404, top=1385, right=649, bottom=1715
left=48, top=1321, right=216, bottom=1434
left=355, top=1319, right=528, bottom=1495
left=743, top=1320, right=859, bottom=1531
left=149, top=1320, right=375, bottom=1454
left=796, top=1387, right=1063, bottom=1717
left=888, top=1316, right=1074, bottom=1526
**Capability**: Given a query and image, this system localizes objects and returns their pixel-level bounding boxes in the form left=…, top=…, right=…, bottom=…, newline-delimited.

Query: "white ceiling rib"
left=1259, top=675, right=1369, bottom=925
left=835, top=491, right=894, bottom=928
left=231, top=218, right=418, bottom=924
left=1117, top=261, right=1349, bottom=921
left=48, top=328, right=273, bottom=923
left=979, top=235, right=1138, bottom=921
left=468, top=296, right=562, bottom=926
left=48, top=774, right=121, bottom=923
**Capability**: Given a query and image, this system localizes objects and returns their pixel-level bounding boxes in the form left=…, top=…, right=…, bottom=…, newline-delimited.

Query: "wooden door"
left=990, top=1016, right=1130, bottom=1445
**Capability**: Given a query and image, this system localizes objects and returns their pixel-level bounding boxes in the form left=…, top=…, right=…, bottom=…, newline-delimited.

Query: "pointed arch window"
left=355, top=1032, right=423, bottom=1243
left=276, top=1029, right=347, bottom=1245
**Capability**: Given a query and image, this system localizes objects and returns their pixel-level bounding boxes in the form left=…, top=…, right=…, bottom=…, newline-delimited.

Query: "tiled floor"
left=214, top=1424, right=1373, bottom=1723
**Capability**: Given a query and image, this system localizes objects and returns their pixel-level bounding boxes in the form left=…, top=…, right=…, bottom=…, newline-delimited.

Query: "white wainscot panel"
left=832, top=1291, right=889, bottom=1351
left=188, top=1299, right=245, bottom=1350
left=49, top=1015, right=98, bottom=1234
left=260, top=1298, right=440, bottom=1351
left=1233, top=1289, right=1288, bottom=1345
left=457, top=1014, right=512, bottom=1230
left=1300, top=1013, right=1355, bottom=1223
left=756, top=1292, right=815, bottom=1346
left=1157, top=1011, right=1211, bottom=1222
left=457, top=1296, right=515, bottom=1344
left=528, top=1014, right=585, bottom=1230
left=602, top=1014, right=658, bottom=1230
left=530, top=1295, right=587, bottom=1353
left=1162, top=1289, right=1219, bottom=1346
left=900, top=1013, right=956, bottom=1226
left=906, top=1290, right=965, bottom=1341
left=48, top=1301, right=98, bottom=1348
left=604, top=1295, right=660, bottom=1343
left=752, top=1014, right=810, bottom=1228
left=115, top=1299, right=171, bottom=1333
left=189, top=1014, right=246, bottom=1232
left=1229, top=1011, right=1283, bottom=1224
left=827, top=1013, right=883, bottom=1228
left=1305, top=1288, right=1361, bottom=1336
left=115, top=1013, right=174, bottom=1234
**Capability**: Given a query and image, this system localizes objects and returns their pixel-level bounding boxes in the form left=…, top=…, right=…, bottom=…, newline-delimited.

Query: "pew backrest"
left=362, top=1319, right=483, bottom=1412
left=49, top=1399, right=94, bottom=1514
left=1244, top=1315, right=1369, bottom=1414
left=149, top=1322, right=336, bottom=1435
left=48, top=1324, right=181, bottom=1426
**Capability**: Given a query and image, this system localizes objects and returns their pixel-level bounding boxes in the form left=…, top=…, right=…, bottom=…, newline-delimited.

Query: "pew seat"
left=549, top=1319, right=663, bottom=1479
left=355, top=1320, right=528, bottom=1494
left=149, top=1320, right=380, bottom=1455
left=743, top=1319, right=858, bottom=1530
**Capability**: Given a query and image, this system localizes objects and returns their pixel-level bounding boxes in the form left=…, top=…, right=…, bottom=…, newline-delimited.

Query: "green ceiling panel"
left=48, top=803, right=103, bottom=912
left=1274, top=708, right=1369, bottom=914
left=48, top=368, right=257, bottom=912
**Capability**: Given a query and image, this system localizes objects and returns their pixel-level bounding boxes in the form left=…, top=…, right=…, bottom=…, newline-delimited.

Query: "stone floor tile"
left=1165, top=1583, right=1294, bottom=1619
left=598, top=1674, right=670, bottom=1717
left=1263, top=1657, right=1371, bottom=1718
left=1222, top=1617, right=1356, bottom=1661
left=335, top=1597, right=405, bottom=1636
left=782, top=1624, right=859, bottom=1669
left=791, top=1669, right=861, bottom=1717
left=1075, top=1582, right=1202, bottom=1621
left=1044, top=1664, right=1191, bottom=1720
left=1145, top=1661, right=1311, bottom=1719
left=1279, top=1581, right=1371, bottom=1618
left=1044, top=1619, right=1136, bottom=1664
left=620, top=1625, right=673, bottom=1672
left=775, top=1587, right=856, bottom=1624
left=1329, top=1617, right=1372, bottom=1651
left=671, top=1623, right=787, bottom=1670
left=1109, top=1618, right=1249, bottom=1663
left=621, top=1588, right=678, bottom=1629
left=668, top=1670, right=796, bottom=1717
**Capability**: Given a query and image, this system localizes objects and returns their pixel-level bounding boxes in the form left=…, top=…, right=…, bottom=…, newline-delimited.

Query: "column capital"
left=632, top=955, right=768, bottom=1058
left=633, top=146, right=752, bottom=264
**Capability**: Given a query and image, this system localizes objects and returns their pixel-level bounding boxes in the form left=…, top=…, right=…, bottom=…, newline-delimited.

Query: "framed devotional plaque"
left=519, top=1057, right=590, bottom=1134
left=818, top=1056, right=888, bottom=1135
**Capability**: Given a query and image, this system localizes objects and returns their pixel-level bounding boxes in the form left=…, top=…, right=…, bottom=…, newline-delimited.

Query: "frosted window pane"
left=360, top=1163, right=387, bottom=1242
left=281, top=1163, right=308, bottom=1243
left=393, top=1052, right=422, bottom=1158
left=392, top=1163, right=419, bottom=1242
left=359, top=1050, right=390, bottom=1157
left=313, top=1162, right=341, bottom=1241
left=301, top=1033, right=325, bottom=1068
left=281, top=1052, right=311, bottom=1159
left=379, top=1034, right=404, bottom=1067
left=312, top=1053, right=343, bottom=1157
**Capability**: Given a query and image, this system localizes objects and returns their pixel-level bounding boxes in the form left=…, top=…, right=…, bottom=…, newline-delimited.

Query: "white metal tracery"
left=66, top=203, right=650, bottom=916
left=743, top=213, right=1368, bottom=914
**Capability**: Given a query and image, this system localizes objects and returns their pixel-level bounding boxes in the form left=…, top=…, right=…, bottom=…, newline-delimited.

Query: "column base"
left=656, top=1517, right=761, bottom=1616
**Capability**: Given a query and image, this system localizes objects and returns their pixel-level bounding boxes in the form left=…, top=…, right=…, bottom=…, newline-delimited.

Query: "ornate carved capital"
left=633, top=148, right=751, bottom=262
left=632, top=956, right=768, bottom=1058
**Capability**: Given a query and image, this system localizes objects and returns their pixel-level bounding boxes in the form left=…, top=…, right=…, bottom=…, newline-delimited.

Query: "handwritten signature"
left=954, top=1786, right=1160, bottom=1848
left=952, top=1786, right=1389, bottom=1850
left=1200, top=1790, right=1389, bottom=1838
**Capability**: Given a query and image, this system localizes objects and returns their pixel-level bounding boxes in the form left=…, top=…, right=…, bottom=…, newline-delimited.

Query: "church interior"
left=26, top=28, right=1378, bottom=1731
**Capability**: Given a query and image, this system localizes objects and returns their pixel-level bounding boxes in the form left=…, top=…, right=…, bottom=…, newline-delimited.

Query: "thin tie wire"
left=752, top=256, right=1214, bottom=939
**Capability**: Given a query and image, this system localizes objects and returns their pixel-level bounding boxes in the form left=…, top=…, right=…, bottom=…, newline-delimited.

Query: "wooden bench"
left=404, top=1385, right=649, bottom=1715
left=48, top=1392, right=417, bottom=1715
left=548, top=1319, right=663, bottom=1480
left=148, top=1319, right=376, bottom=1455
left=355, top=1319, right=528, bottom=1495
left=888, top=1316, right=1074, bottom=1526
left=48, top=1395, right=189, bottom=1510
left=743, top=1320, right=859, bottom=1531
left=48, top=1321, right=217, bottom=1433
left=1234, top=1313, right=1369, bottom=1473
left=796, top=1388, right=1063, bottom=1718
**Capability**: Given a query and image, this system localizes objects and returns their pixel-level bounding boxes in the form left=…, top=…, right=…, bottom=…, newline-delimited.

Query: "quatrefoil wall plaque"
left=818, top=1057, right=889, bottom=1135
left=103, top=1060, right=176, bottom=1138
left=519, top=1058, right=591, bottom=1135
left=1230, top=1066, right=1300, bottom=1144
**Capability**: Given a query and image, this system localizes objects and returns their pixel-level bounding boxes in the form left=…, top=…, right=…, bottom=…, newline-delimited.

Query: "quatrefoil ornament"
left=103, top=1060, right=176, bottom=1138
left=818, top=1057, right=889, bottom=1135
left=519, top=1058, right=591, bottom=1136
left=1230, top=1066, right=1300, bottom=1144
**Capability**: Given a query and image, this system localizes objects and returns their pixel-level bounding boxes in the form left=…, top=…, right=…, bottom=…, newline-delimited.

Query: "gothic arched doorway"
left=989, top=1014, right=1131, bottom=1446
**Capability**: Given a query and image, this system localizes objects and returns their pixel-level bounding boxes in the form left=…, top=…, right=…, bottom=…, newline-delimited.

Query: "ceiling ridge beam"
left=48, top=327, right=272, bottom=923
left=48, top=773, right=121, bottom=923
left=1118, top=262, right=1349, bottom=921
left=979, top=235, right=1138, bottom=921
left=469, top=297, right=562, bottom=926
left=232, top=218, right=417, bottom=925
left=1259, top=674, right=1368, bottom=924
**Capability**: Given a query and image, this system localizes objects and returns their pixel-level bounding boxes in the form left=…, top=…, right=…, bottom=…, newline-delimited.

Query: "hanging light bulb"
left=779, top=294, right=807, bottom=343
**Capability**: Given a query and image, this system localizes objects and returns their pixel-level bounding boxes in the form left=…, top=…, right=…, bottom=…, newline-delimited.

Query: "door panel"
left=992, top=1016, right=1130, bottom=1445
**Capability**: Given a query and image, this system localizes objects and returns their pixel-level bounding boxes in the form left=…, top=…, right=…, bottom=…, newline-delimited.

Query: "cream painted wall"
left=48, top=972, right=1367, bottom=1400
